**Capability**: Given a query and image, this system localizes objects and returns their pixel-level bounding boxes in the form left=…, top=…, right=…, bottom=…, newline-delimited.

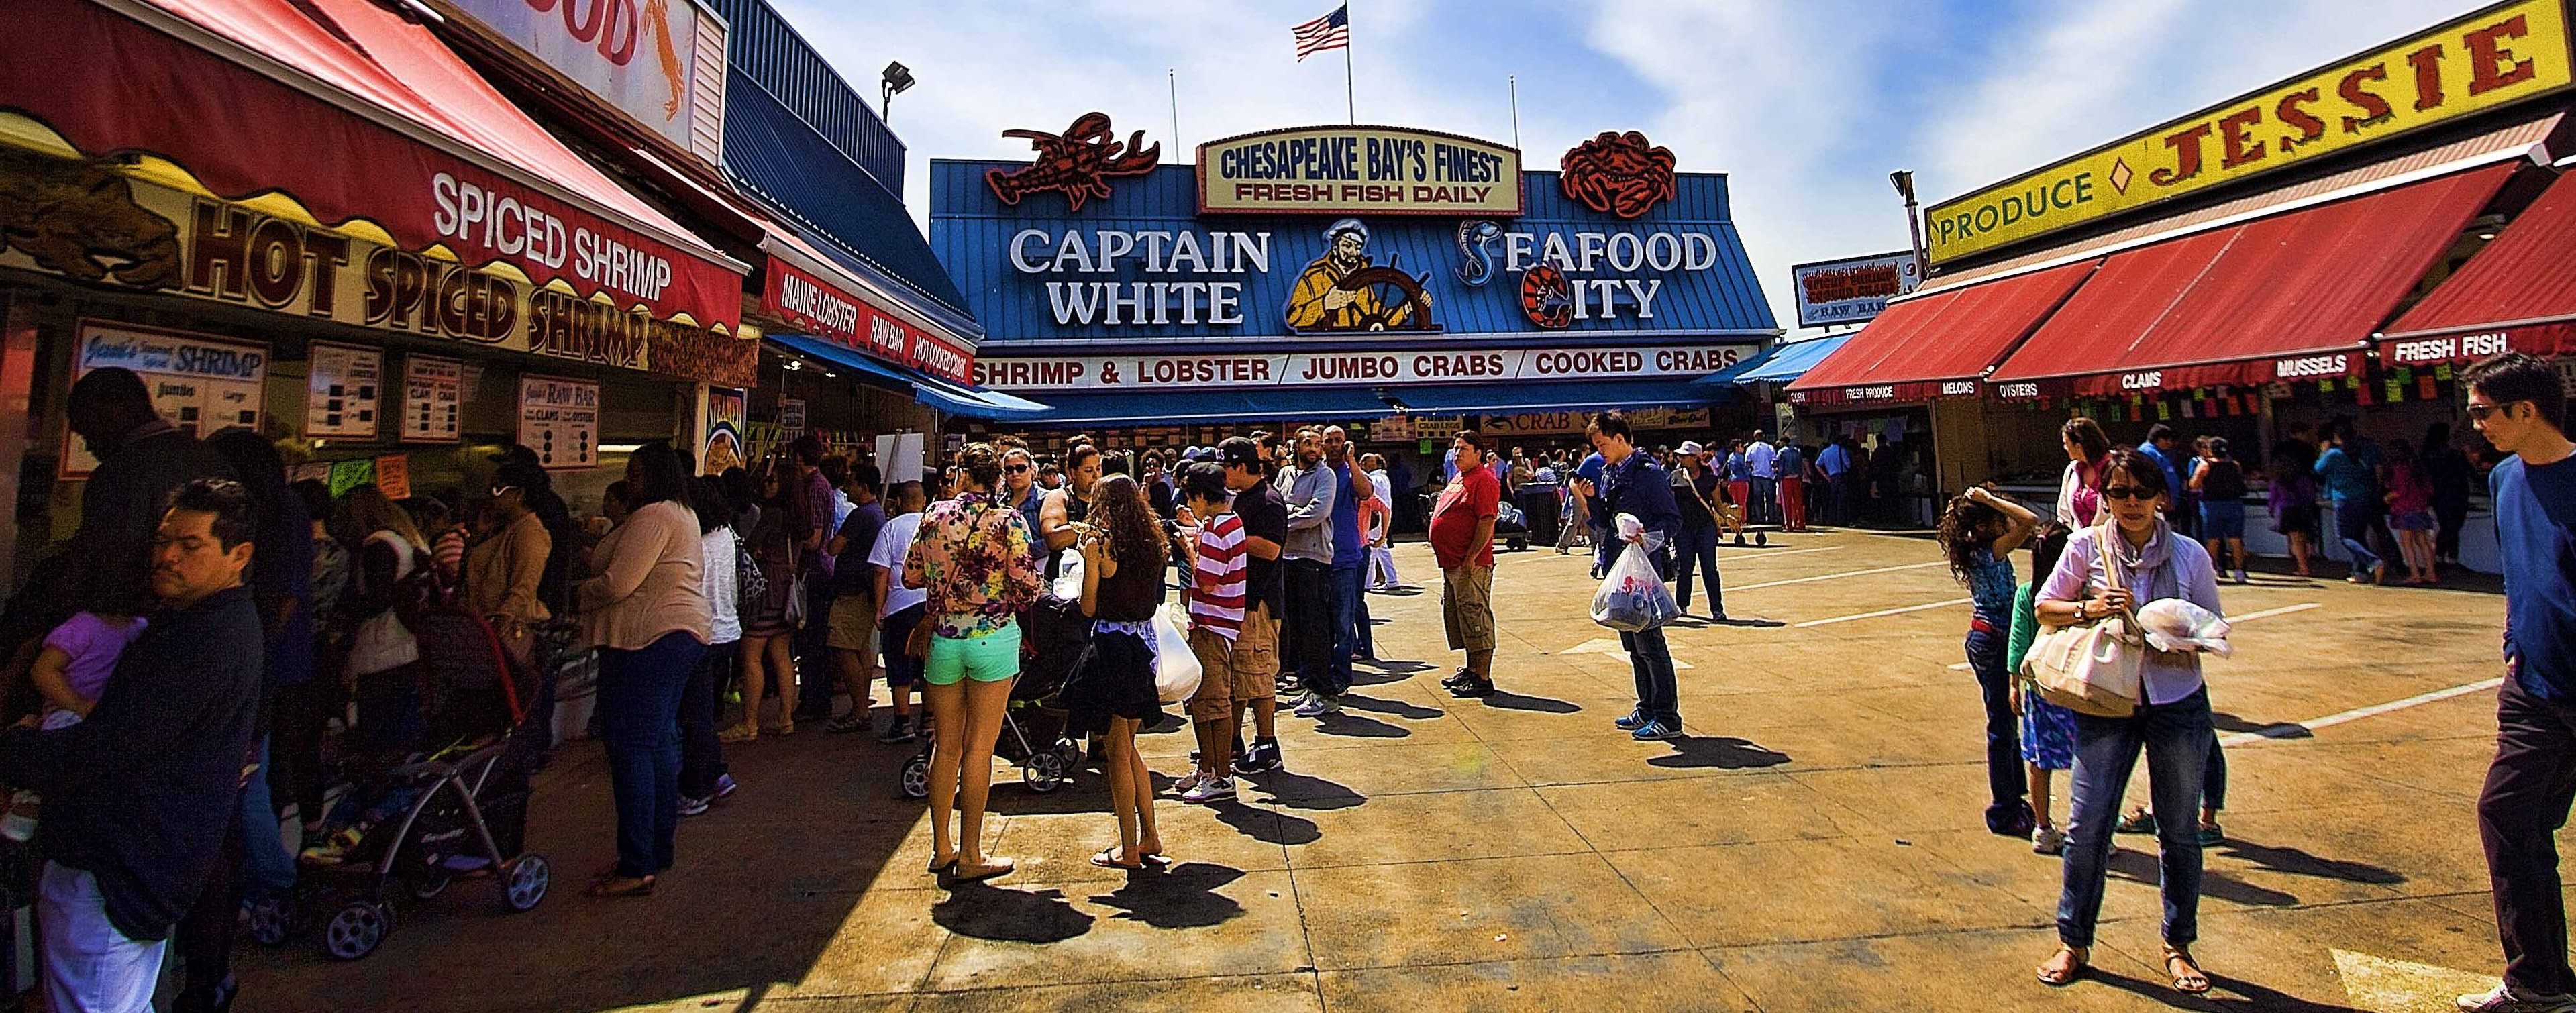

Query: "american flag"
left=1293, top=5, right=1349, bottom=61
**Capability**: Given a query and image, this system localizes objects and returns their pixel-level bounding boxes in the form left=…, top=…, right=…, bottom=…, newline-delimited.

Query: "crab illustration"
left=984, top=112, right=1161, bottom=212
left=1560, top=130, right=1678, bottom=219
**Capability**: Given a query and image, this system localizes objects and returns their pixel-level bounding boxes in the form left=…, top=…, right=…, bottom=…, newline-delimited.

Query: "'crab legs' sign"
left=1925, top=0, right=2573, bottom=264
left=1198, top=126, right=1521, bottom=215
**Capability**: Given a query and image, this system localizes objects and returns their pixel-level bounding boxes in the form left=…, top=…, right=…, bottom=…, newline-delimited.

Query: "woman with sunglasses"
left=464, top=460, right=554, bottom=654
left=905, top=443, right=1043, bottom=884
left=2034, top=447, right=2224, bottom=997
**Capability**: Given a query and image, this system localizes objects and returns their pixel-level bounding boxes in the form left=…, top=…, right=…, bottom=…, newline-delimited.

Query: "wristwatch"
left=2075, top=600, right=2092, bottom=621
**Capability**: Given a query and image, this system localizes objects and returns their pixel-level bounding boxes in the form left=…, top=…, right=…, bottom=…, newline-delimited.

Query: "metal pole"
left=1168, top=68, right=1180, bottom=157
left=1508, top=74, right=1521, bottom=151
left=1343, top=4, right=1355, bottom=124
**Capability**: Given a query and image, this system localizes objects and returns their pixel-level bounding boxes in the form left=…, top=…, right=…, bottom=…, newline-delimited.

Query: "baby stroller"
left=252, top=608, right=552, bottom=959
left=1496, top=500, right=1531, bottom=553
left=898, top=601, right=1084, bottom=798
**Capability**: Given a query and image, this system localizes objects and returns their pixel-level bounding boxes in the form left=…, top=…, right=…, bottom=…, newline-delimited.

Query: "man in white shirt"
left=1745, top=431, right=1779, bottom=526
left=1361, top=453, right=1401, bottom=590
left=866, top=481, right=931, bottom=742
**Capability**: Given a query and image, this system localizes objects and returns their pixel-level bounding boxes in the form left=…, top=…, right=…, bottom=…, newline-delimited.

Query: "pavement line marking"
left=1559, top=637, right=1693, bottom=669
left=1733, top=560, right=1949, bottom=592
left=1716, top=545, right=1847, bottom=563
left=1796, top=598, right=1971, bottom=628
left=2221, top=676, right=2505, bottom=747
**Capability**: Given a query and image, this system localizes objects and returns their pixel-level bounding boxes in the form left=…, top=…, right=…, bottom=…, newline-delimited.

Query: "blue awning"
left=1013, top=388, right=1398, bottom=426
left=725, top=70, right=981, bottom=339
left=1724, top=335, right=1851, bottom=385
left=1387, top=379, right=1726, bottom=415
left=768, top=334, right=1051, bottom=421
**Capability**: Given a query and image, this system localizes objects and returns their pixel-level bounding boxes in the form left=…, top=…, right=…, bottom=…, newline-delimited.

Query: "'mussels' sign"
left=972, top=342, right=1754, bottom=390
left=1197, top=125, right=1521, bottom=215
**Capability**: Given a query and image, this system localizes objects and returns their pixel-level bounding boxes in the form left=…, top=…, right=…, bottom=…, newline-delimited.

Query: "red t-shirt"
left=1429, top=466, right=1501, bottom=569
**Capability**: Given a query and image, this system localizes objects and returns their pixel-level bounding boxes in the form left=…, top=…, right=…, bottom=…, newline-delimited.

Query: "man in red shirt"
left=1433, top=430, right=1502, bottom=697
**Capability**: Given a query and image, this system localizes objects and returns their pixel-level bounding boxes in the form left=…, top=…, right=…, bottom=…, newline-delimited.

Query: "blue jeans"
left=2333, top=498, right=2381, bottom=575
left=1349, top=565, right=1375, bottom=657
left=1671, top=523, right=1723, bottom=615
left=1751, top=476, right=1778, bottom=525
left=1965, top=623, right=2030, bottom=832
left=1624, top=627, right=1680, bottom=726
left=238, top=737, right=297, bottom=898
left=597, top=631, right=706, bottom=878
left=2059, top=687, right=2214, bottom=949
left=1330, top=564, right=1364, bottom=691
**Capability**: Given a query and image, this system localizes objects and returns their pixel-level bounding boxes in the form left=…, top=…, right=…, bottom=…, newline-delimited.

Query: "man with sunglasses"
left=1001, top=446, right=1045, bottom=557
left=2463, top=353, right=2576, bottom=1013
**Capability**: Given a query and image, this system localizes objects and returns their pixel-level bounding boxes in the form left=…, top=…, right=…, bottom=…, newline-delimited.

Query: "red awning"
left=2382, top=169, right=2576, bottom=367
left=1786, top=260, right=2096, bottom=405
left=758, top=225, right=978, bottom=385
left=3, top=0, right=745, bottom=331
left=1988, top=164, right=2516, bottom=398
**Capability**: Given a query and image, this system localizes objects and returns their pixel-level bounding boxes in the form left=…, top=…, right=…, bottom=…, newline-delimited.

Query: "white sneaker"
left=1170, top=769, right=1208, bottom=798
left=1180, top=776, right=1236, bottom=804
left=2031, top=824, right=2067, bottom=855
left=2459, top=983, right=2576, bottom=1012
left=2232, top=569, right=2249, bottom=584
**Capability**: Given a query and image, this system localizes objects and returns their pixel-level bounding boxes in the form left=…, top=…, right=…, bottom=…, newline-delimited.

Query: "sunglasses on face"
left=1004, top=463, right=1033, bottom=474
left=490, top=485, right=518, bottom=498
left=2100, top=486, right=2157, bottom=502
left=2467, top=401, right=2518, bottom=421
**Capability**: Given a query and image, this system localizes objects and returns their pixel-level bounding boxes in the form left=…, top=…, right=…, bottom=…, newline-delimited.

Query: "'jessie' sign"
left=1926, top=0, right=2573, bottom=264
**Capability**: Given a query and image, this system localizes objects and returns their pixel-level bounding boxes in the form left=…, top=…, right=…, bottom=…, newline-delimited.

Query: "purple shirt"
left=2039, top=524, right=2223, bottom=705
left=803, top=469, right=836, bottom=575
left=44, top=612, right=148, bottom=709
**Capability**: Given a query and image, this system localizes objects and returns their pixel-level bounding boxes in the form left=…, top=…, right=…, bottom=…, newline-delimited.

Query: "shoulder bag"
left=2021, top=522, right=2146, bottom=718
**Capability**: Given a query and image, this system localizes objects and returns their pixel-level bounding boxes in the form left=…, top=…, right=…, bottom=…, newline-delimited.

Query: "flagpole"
left=1508, top=74, right=1521, bottom=150
left=1342, top=3, right=1355, bottom=124
left=1168, top=68, right=1180, bottom=156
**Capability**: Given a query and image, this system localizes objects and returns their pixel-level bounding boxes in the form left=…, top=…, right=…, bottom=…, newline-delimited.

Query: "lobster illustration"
left=984, top=112, right=1162, bottom=212
left=1453, top=219, right=1501, bottom=287
left=1560, top=130, right=1678, bottom=219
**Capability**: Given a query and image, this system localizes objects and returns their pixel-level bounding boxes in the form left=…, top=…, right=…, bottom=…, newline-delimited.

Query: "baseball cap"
left=1218, top=440, right=1261, bottom=468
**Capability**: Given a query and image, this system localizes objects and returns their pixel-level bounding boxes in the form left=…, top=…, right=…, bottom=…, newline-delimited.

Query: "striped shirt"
left=1189, top=513, right=1247, bottom=641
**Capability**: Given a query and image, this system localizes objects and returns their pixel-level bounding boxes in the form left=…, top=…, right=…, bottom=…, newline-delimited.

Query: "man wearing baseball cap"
left=1669, top=442, right=1727, bottom=620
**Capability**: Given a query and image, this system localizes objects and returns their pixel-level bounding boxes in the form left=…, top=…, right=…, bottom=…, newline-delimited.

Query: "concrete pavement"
left=234, top=528, right=2520, bottom=1012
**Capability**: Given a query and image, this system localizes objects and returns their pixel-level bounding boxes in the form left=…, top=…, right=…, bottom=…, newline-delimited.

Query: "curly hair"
left=1087, top=474, right=1167, bottom=573
left=1937, top=490, right=2006, bottom=584
left=956, top=442, right=1003, bottom=492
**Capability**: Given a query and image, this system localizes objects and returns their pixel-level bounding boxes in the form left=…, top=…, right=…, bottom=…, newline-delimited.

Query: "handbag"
left=735, top=536, right=768, bottom=609
left=2022, top=522, right=2146, bottom=718
left=782, top=569, right=809, bottom=626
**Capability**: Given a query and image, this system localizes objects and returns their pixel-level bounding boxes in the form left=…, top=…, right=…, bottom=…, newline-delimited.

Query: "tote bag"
left=1151, top=603, right=1203, bottom=704
left=348, top=532, right=423, bottom=676
left=2022, top=523, right=2146, bottom=718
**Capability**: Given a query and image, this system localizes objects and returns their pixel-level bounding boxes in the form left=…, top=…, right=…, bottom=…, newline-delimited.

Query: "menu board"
left=401, top=355, right=464, bottom=444
left=62, top=321, right=266, bottom=479
left=517, top=375, right=599, bottom=470
left=303, top=342, right=382, bottom=439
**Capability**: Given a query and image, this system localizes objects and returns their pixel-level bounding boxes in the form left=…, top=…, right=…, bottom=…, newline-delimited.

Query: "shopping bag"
left=1050, top=547, right=1085, bottom=602
left=2137, top=598, right=2232, bottom=657
left=1590, top=517, right=1680, bottom=632
left=1152, top=603, right=1203, bottom=704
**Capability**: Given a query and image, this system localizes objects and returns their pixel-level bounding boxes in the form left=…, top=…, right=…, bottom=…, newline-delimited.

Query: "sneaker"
left=1180, top=776, right=1237, bottom=804
left=1170, top=769, right=1209, bottom=798
left=876, top=716, right=915, bottom=743
left=1631, top=719, right=1682, bottom=741
left=1441, top=669, right=1474, bottom=689
left=1292, top=693, right=1340, bottom=718
left=2231, top=569, right=2249, bottom=584
left=2032, top=824, right=2067, bottom=855
left=1448, top=678, right=1495, bottom=698
left=1614, top=709, right=1650, bottom=731
left=2457, top=983, right=2576, bottom=1012
left=713, top=774, right=739, bottom=800
left=2114, top=810, right=2159, bottom=835
left=678, top=795, right=711, bottom=817
left=2197, top=823, right=2225, bottom=847
left=825, top=712, right=871, bottom=734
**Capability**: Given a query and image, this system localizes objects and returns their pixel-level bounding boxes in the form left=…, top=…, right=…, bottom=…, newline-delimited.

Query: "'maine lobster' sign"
left=1559, top=131, right=1676, bottom=219
left=984, top=112, right=1161, bottom=212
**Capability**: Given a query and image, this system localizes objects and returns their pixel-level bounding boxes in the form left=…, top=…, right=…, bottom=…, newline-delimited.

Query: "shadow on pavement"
left=1214, top=800, right=1321, bottom=845
left=1086, top=862, right=1248, bottom=929
left=933, top=882, right=1095, bottom=943
left=2202, top=973, right=2361, bottom=1011
left=2107, top=849, right=2297, bottom=908
left=2211, top=838, right=2406, bottom=886
left=1647, top=736, right=1791, bottom=770
left=1478, top=690, right=1580, bottom=713
left=1311, top=710, right=1410, bottom=738
left=1245, top=769, right=1366, bottom=811
left=1339, top=694, right=1443, bottom=721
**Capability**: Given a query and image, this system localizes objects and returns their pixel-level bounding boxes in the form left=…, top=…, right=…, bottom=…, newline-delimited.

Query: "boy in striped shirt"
left=1175, top=463, right=1252, bottom=804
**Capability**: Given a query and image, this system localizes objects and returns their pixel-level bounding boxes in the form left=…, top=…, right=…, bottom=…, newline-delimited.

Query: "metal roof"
left=929, top=160, right=1776, bottom=351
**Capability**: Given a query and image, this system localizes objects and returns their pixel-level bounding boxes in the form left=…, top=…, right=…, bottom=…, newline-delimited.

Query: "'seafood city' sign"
left=1925, top=0, right=2572, bottom=264
left=970, top=343, right=1754, bottom=390
left=1198, top=125, right=1521, bottom=215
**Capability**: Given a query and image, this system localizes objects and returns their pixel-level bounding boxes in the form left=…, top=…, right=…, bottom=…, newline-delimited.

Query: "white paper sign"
left=517, top=375, right=599, bottom=470
left=401, top=355, right=464, bottom=444
left=62, top=321, right=267, bottom=478
left=304, top=342, right=382, bottom=439
left=780, top=397, right=807, bottom=436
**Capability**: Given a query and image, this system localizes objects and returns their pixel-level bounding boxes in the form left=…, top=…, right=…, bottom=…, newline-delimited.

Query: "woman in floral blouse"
left=903, top=443, right=1041, bottom=884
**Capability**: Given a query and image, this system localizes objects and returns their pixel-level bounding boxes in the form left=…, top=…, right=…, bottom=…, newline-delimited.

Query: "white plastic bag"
left=1049, top=547, right=1084, bottom=601
left=2137, top=598, right=2232, bottom=657
left=1591, top=516, right=1680, bottom=632
left=1152, top=602, right=1204, bottom=703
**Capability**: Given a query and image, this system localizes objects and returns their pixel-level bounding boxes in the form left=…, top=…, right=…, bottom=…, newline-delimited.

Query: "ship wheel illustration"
left=1332, top=266, right=1441, bottom=332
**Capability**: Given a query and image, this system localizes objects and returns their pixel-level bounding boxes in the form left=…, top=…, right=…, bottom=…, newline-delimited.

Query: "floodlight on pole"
left=881, top=61, right=915, bottom=123
left=1891, top=170, right=1927, bottom=278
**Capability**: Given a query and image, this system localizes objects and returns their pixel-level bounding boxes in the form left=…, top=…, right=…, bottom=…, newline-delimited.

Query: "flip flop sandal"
left=1090, top=847, right=1141, bottom=871
left=2037, top=946, right=2089, bottom=987
left=1138, top=852, right=1174, bottom=867
left=2163, top=947, right=2211, bottom=995
left=927, top=857, right=956, bottom=877
left=949, top=859, right=1015, bottom=885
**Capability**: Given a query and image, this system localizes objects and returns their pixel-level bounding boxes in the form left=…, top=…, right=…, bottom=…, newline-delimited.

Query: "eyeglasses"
left=489, top=485, right=518, bottom=498
left=2100, top=486, right=2157, bottom=502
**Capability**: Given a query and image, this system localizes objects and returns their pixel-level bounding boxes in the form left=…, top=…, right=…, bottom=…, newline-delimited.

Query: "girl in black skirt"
left=1060, top=474, right=1168, bottom=870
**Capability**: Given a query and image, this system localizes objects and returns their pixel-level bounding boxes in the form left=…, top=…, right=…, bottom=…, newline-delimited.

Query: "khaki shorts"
left=1185, top=604, right=1278, bottom=723
left=1441, top=565, right=1496, bottom=653
left=826, top=594, right=878, bottom=652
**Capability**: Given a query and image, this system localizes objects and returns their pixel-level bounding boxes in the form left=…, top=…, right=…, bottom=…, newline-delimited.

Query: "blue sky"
left=778, top=0, right=2469, bottom=338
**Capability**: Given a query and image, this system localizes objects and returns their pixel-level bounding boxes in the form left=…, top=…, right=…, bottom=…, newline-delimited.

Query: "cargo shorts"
left=1186, top=603, right=1277, bottom=723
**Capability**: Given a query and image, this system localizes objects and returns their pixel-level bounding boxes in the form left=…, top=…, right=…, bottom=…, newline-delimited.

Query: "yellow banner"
left=1196, top=125, right=1521, bottom=215
left=1926, top=0, right=2573, bottom=264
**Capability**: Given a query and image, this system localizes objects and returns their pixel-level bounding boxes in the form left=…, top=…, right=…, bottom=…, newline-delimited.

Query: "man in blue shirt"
left=1816, top=439, right=1850, bottom=525
left=1587, top=411, right=1686, bottom=742
left=2138, top=424, right=2189, bottom=535
left=2465, top=353, right=2576, bottom=1013
left=1295, top=425, right=1367, bottom=716
left=2315, top=423, right=2388, bottom=584
left=1574, top=449, right=1610, bottom=577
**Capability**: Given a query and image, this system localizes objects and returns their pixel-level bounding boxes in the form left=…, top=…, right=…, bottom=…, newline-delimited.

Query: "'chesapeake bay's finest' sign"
left=1198, top=126, right=1521, bottom=216
left=1925, top=0, right=2573, bottom=264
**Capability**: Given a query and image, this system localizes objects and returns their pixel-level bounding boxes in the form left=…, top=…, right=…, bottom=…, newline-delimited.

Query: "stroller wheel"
left=1024, top=751, right=1068, bottom=793
left=1755, top=531, right=1768, bottom=546
left=1053, top=738, right=1083, bottom=769
left=247, top=896, right=295, bottom=946
left=323, top=897, right=394, bottom=960
left=899, top=754, right=932, bottom=800
left=411, top=873, right=453, bottom=900
left=502, top=855, right=550, bottom=913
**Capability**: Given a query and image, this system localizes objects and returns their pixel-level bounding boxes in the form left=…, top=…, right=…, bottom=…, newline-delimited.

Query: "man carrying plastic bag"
left=1582, top=411, right=1688, bottom=741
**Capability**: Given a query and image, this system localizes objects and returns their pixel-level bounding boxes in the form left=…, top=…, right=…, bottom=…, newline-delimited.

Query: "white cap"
left=1677, top=441, right=1705, bottom=455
